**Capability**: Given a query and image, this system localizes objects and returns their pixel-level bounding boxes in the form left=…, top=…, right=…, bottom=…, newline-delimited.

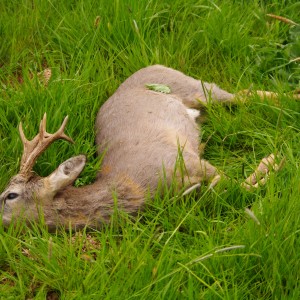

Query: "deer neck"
left=46, top=175, right=146, bottom=230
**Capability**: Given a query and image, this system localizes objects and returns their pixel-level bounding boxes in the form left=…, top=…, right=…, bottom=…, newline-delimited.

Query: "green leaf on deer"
left=146, top=83, right=171, bottom=94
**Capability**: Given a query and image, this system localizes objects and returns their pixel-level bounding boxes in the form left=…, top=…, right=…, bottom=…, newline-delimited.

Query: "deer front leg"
left=241, top=154, right=285, bottom=191
left=198, top=159, right=223, bottom=190
left=198, top=154, right=284, bottom=192
left=181, top=159, right=222, bottom=195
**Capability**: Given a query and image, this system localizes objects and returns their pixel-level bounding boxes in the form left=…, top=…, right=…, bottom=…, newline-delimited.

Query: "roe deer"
left=0, top=65, right=284, bottom=230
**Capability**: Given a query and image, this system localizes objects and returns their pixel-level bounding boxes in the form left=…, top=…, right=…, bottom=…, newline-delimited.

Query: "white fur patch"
left=186, top=108, right=200, bottom=120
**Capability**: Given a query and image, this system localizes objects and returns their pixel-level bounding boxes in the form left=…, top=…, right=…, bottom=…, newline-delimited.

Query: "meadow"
left=0, top=0, right=299, bottom=299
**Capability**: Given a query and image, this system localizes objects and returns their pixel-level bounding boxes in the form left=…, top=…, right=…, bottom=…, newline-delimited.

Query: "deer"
left=0, top=65, right=288, bottom=230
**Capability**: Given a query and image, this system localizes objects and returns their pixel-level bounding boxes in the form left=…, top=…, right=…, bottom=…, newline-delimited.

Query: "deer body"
left=0, top=65, right=277, bottom=230
left=95, top=66, right=235, bottom=191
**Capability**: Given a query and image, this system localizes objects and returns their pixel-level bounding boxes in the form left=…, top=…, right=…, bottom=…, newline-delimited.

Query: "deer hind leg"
left=136, top=66, right=299, bottom=108
left=234, top=89, right=300, bottom=104
left=130, top=65, right=235, bottom=108
left=179, top=81, right=235, bottom=108
left=199, top=86, right=300, bottom=106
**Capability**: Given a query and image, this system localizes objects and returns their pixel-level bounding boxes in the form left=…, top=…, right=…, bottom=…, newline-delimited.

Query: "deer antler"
left=19, top=113, right=74, bottom=178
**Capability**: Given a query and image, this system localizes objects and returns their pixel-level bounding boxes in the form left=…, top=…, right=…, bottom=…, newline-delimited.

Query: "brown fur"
left=0, top=65, right=280, bottom=229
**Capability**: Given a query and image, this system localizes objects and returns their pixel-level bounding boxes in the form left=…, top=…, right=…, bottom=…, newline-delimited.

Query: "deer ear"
left=46, top=155, right=86, bottom=194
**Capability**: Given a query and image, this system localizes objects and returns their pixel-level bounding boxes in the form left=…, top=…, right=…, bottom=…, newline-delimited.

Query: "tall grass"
left=0, top=0, right=299, bottom=298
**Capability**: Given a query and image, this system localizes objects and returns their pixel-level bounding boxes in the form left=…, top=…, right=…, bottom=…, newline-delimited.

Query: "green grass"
left=0, top=0, right=300, bottom=298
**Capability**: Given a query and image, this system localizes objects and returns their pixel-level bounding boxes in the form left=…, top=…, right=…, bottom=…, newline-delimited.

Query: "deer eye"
left=6, top=193, right=19, bottom=200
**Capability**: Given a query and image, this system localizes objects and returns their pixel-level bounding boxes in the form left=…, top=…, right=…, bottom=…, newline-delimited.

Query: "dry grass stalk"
left=266, top=14, right=298, bottom=26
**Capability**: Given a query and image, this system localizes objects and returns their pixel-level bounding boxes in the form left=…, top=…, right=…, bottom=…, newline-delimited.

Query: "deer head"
left=0, top=114, right=86, bottom=226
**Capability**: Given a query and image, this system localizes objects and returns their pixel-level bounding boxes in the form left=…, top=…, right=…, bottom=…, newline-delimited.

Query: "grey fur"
left=0, top=65, right=256, bottom=230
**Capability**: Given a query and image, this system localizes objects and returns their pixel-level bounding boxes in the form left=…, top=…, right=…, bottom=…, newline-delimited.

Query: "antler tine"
left=19, top=113, right=74, bottom=178
left=54, top=115, right=74, bottom=143
left=19, top=122, right=29, bottom=145
left=39, top=113, right=47, bottom=138
left=39, top=113, right=74, bottom=143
